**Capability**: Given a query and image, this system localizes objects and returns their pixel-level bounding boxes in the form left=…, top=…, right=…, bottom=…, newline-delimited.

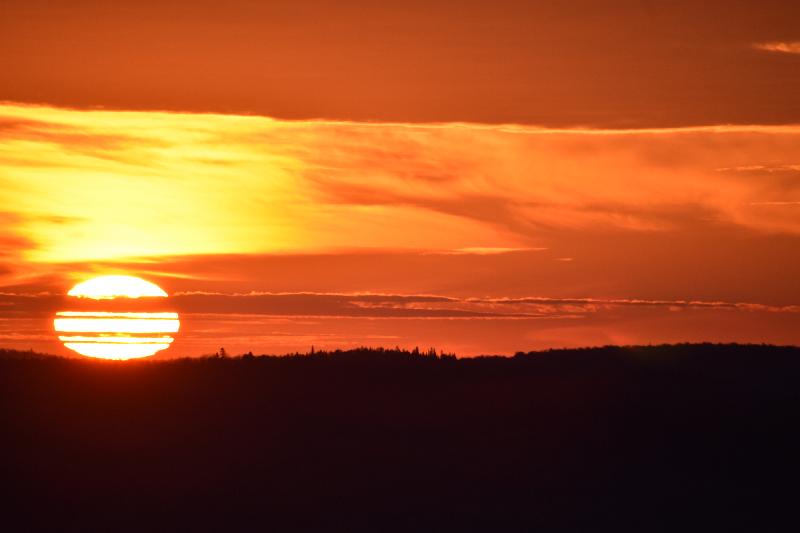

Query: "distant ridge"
left=3, top=341, right=800, bottom=531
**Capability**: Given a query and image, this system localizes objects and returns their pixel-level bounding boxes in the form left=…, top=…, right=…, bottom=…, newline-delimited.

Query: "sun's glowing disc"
left=68, top=275, right=168, bottom=299
left=54, top=275, right=179, bottom=360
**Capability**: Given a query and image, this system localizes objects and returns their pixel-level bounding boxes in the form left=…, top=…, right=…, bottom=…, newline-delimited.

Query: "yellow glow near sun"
left=54, top=275, right=180, bottom=360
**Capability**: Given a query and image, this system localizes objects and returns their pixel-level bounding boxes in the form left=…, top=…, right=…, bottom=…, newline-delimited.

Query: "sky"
left=1, top=1, right=799, bottom=356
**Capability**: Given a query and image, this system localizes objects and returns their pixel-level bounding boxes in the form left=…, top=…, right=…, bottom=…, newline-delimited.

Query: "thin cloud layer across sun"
left=54, top=275, right=179, bottom=359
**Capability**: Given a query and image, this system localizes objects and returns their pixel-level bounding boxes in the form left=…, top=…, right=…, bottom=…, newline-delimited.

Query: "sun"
left=54, top=275, right=180, bottom=360
left=68, top=275, right=169, bottom=299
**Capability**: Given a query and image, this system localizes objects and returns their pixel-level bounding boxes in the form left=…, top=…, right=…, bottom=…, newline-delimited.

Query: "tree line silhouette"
left=2, top=343, right=799, bottom=532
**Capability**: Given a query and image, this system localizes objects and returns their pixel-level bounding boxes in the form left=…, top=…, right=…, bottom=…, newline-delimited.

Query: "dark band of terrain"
left=2, top=344, right=799, bottom=532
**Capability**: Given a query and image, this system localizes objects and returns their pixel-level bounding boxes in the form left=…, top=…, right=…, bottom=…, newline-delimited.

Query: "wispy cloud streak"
left=754, top=41, right=800, bottom=54
left=3, top=291, right=796, bottom=319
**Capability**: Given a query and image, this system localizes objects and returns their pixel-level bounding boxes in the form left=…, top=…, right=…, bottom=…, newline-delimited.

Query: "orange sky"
left=0, top=1, right=798, bottom=355
left=2, top=1, right=800, bottom=127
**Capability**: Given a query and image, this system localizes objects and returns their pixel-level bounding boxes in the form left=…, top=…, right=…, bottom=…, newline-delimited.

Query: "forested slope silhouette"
left=2, top=343, right=799, bottom=532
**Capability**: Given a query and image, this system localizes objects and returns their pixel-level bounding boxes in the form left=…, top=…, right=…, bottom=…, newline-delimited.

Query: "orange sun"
left=54, top=275, right=180, bottom=360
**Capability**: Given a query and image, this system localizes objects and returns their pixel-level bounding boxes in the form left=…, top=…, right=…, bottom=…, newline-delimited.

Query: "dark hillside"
left=2, top=344, right=799, bottom=532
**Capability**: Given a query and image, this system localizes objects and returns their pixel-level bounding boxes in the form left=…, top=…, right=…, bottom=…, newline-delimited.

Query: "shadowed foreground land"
left=2, top=344, right=800, bottom=532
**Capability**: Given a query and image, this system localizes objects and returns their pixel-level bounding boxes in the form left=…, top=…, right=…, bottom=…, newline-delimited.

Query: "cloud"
left=717, top=164, right=800, bottom=173
left=466, top=296, right=800, bottom=313
left=3, top=291, right=796, bottom=320
left=754, top=41, right=800, bottom=54
left=442, top=247, right=544, bottom=255
left=3, top=103, right=800, bottom=275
